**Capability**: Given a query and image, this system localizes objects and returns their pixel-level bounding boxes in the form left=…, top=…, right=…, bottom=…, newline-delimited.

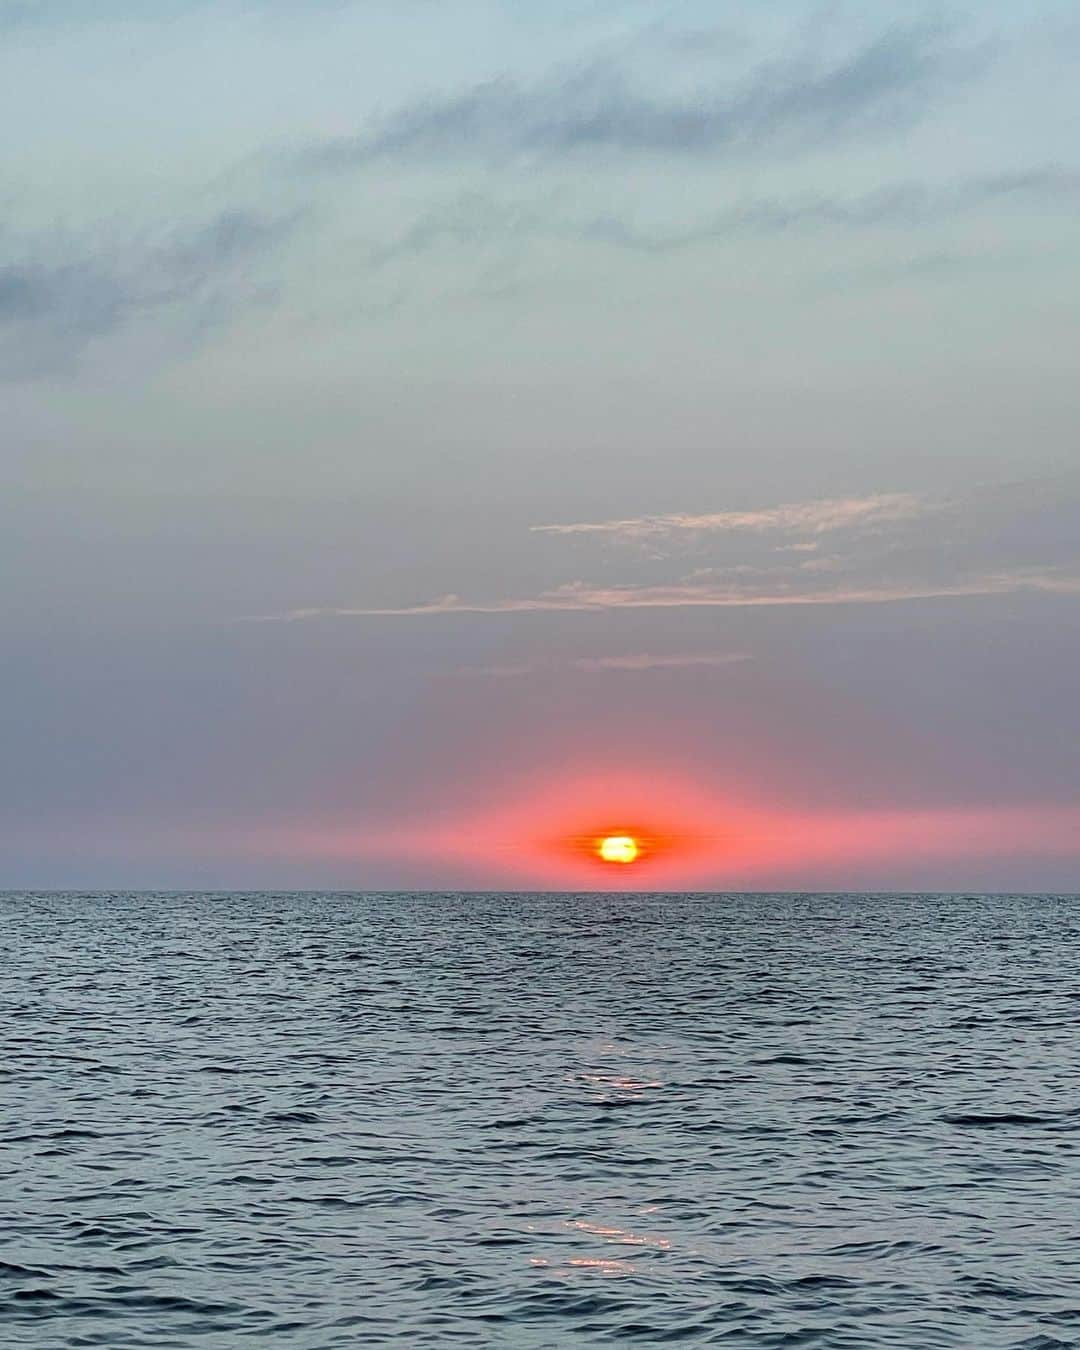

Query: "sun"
left=597, top=834, right=640, bottom=864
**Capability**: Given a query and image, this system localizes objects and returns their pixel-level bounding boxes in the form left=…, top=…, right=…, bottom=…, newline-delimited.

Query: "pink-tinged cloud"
left=454, top=652, right=752, bottom=677
left=571, top=651, right=752, bottom=673
left=531, top=492, right=928, bottom=538
left=254, top=567, right=1080, bottom=622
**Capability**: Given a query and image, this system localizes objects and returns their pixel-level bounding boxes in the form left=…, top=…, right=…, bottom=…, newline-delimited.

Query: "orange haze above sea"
left=226, top=768, right=1080, bottom=890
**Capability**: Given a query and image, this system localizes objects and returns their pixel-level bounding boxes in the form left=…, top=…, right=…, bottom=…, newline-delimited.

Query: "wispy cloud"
left=299, top=24, right=965, bottom=171
left=455, top=651, right=753, bottom=677
left=581, top=168, right=1080, bottom=252
left=533, top=492, right=928, bottom=539
left=0, top=209, right=297, bottom=378
left=369, top=169, right=1080, bottom=271
left=248, top=478, right=1080, bottom=625
left=572, top=651, right=752, bottom=673
left=254, top=568, right=1080, bottom=622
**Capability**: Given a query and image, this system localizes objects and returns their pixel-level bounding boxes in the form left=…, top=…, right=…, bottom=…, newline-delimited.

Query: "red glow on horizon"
left=408, top=768, right=738, bottom=887
left=206, top=762, right=1080, bottom=890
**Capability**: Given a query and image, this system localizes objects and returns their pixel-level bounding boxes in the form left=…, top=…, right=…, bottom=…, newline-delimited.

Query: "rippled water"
left=5, top=892, right=1080, bottom=1347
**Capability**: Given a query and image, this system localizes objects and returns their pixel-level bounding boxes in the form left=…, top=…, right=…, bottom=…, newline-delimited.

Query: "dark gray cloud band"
left=302, top=23, right=970, bottom=170
left=0, top=209, right=296, bottom=377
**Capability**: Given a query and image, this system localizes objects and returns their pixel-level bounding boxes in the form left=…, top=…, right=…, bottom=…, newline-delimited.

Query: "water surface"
left=4, top=892, right=1080, bottom=1346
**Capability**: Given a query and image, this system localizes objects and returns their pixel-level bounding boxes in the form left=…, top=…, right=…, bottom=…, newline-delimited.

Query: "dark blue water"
left=4, top=892, right=1080, bottom=1347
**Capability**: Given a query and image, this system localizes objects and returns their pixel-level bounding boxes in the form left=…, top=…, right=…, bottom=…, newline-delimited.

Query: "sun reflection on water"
left=530, top=1256, right=637, bottom=1277
left=575, top=1072, right=664, bottom=1092
left=568, top=1219, right=673, bottom=1250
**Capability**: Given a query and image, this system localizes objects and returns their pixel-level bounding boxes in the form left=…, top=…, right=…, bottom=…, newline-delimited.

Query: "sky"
left=3, top=0, right=1079, bottom=891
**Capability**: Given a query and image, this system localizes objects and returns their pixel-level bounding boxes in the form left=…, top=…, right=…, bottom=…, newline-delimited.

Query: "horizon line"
left=4, top=888, right=1078, bottom=899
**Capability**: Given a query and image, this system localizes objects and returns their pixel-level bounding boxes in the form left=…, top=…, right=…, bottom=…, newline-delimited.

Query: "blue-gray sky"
left=3, top=0, right=1079, bottom=889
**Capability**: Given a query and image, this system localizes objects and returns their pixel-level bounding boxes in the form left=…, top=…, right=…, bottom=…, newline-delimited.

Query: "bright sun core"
left=598, top=834, right=640, bottom=864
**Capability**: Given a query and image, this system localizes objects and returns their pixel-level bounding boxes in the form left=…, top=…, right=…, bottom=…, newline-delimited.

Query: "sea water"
left=4, top=891, right=1080, bottom=1347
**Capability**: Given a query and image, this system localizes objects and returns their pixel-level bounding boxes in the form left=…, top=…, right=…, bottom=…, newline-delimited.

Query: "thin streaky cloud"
left=581, top=168, right=1080, bottom=253
left=252, top=569, right=1080, bottom=622
left=371, top=169, right=1080, bottom=271
left=299, top=23, right=965, bottom=170
left=572, top=652, right=753, bottom=673
left=532, top=492, right=928, bottom=539
left=454, top=652, right=753, bottom=678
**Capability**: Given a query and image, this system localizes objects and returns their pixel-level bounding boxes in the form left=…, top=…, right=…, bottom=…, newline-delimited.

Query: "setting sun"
left=597, top=834, right=640, bottom=864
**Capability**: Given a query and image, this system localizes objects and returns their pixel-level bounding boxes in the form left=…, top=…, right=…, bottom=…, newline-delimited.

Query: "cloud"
left=355, top=165, right=1080, bottom=283
left=300, top=23, right=965, bottom=170
left=0, top=209, right=296, bottom=377
left=0, top=264, right=125, bottom=342
left=248, top=479, right=1080, bottom=624
left=253, top=568, right=1080, bottom=622
left=533, top=492, right=929, bottom=539
left=455, top=652, right=753, bottom=677
left=572, top=652, right=752, bottom=673
left=579, top=168, right=1080, bottom=252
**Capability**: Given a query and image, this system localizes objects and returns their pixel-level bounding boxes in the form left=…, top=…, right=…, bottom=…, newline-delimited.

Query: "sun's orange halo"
left=597, top=834, right=640, bottom=864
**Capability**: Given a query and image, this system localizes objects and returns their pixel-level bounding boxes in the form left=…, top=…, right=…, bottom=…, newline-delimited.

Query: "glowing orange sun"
left=597, top=834, right=640, bottom=864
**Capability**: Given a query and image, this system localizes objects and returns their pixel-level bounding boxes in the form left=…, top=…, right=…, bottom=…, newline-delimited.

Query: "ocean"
left=4, top=891, right=1080, bottom=1347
